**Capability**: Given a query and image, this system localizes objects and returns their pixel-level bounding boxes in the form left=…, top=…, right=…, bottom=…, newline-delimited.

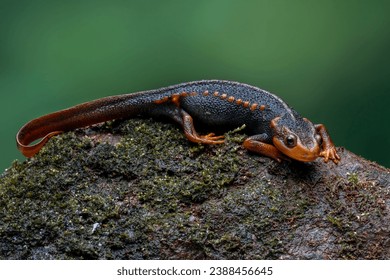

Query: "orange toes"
left=320, top=147, right=340, bottom=164
left=203, top=133, right=225, bottom=141
left=200, top=133, right=225, bottom=144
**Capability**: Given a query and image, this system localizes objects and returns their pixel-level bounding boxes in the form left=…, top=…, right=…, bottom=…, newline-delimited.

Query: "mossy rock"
left=0, top=118, right=389, bottom=259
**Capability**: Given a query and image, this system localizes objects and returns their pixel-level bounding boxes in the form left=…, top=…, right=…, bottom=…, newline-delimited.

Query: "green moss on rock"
left=0, top=118, right=389, bottom=259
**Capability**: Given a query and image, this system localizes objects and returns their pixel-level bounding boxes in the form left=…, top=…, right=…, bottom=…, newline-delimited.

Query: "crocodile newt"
left=16, top=80, right=340, bottom=164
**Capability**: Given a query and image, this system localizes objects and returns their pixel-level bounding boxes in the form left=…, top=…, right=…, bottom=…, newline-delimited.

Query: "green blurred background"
left=1, top=0, right=389, bottom=172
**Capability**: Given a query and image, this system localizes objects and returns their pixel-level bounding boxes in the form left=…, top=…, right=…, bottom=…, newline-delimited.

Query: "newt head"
left=270, top=115, right=321, bottom=162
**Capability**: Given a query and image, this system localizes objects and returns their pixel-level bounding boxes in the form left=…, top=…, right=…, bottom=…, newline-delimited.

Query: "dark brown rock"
left=0, top=119, right=389, bottom=259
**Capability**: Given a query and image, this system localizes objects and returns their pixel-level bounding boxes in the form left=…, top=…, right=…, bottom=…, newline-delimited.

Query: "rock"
left=0, top=118, right=389, bottom=259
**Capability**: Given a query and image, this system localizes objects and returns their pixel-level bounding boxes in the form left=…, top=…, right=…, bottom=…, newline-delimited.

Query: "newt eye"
left=285, top=134, right=297, bottom=148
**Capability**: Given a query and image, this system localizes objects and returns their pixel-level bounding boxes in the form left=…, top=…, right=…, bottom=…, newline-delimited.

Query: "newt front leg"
left=243, top=133, right=290, bottom=162
left=315, top=124, right=340, bottom=164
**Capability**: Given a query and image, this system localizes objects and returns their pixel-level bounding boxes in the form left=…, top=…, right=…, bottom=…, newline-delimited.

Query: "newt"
left=16, top=80, right=340, bottom=164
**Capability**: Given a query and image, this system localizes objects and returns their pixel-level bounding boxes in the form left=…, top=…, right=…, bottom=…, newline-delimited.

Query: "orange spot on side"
left=213, top=91, right=219, bottom=97
left=153, top=96, right=169, bottom=104
left=250, top=103, right=258, bottom=111
left=227, top=96, right=235, bottom=102
left=235, top=99, right=243, bottom=105
left=172, top=94, right=181, bottom=107
left=221, top=93, right=227, bottom=99
left=243, top=101, right=250, bottom=108
left=180, top=92, right=188, bottom=97
left=190, top=92, right=198, bottom=96
left=259, top=105, right=266, bottom=111
left=203, top=90, right=209, bottom=96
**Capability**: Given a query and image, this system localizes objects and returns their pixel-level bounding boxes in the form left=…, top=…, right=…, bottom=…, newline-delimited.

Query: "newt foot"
left=320, top=147, right=340, bottom=164
left=200, top=133, right=225, bottom=144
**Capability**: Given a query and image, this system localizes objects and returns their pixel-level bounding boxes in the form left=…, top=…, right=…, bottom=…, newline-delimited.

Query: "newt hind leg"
left=180, top=110, right=224, bottom=144
left=148, top=102, right=224, bottom=145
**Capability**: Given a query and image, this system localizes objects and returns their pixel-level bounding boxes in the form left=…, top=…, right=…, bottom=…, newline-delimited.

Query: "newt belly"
left=16, top=80, right=340, bottom=164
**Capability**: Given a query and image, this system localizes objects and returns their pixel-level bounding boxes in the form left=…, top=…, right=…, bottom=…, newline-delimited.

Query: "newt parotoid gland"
left=16, top=80, right=340, bottom=164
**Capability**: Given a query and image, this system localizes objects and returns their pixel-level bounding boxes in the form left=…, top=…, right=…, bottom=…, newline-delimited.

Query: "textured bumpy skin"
left=16, top=80, right=340, bottom=163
